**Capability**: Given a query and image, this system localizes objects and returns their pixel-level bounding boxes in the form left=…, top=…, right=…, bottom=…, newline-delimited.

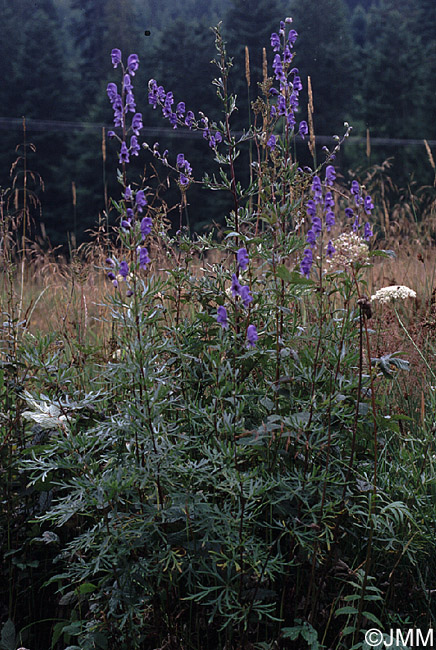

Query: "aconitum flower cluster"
left=148, top=79, right=222, bottom=150
left=300, top=167, right=375, bottom=277
left=105, top=50, right=152, bottom=288
left=267, top=19, right=307, bottom=145
left=107, top=50, right=143, bottom=165
left=215, top=248, right=258, bottom=348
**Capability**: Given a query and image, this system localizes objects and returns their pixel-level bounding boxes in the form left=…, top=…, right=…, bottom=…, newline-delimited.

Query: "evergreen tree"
left=288, top=0, right=357, bottom=137
left=363, top=0, right=427, bottom=182
left=223, top=0, right=285, bottom=128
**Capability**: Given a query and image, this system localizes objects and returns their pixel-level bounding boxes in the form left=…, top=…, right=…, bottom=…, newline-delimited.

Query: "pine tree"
left=288, top=0, right=357, bottom=137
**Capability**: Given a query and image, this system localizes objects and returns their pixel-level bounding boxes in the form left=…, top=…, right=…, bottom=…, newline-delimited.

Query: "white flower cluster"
left=326, top=232, right=370, bottom=268
left=370, top=285, right=417, bottom=304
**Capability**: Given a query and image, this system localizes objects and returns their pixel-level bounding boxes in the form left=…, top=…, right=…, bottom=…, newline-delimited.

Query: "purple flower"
left=119, top=141, right=129, bottom=164
left=216, top=306, right=229, bottom=329
left=271, top=32, right=281, bottom=52
left=364, top=222, right=373, bottom=240
left=176, top=101, right=185, bottom=117
left=300, top=248, right=313, bottom=277
left=267, top=134, right=277, bottom=150
left=246, top=324, right=258, bottom=348
left=121, top=218, right=131, bottom=230
left=240, top=285, right=253, bottom=308
left=140, top=216, right=152, bottom=239
left=127, top=53, right=139, bottom=76
left=108, top=130, right=116, bottom=139
left=325, top=210, right=335, bottom=231
left=312, top=216, right=322, bottom=235
left=293, top=75, right=302, bottom=92
left=138, top=247, right=150, bottom=269
left=123, top=74, right=133, bottom=93
left=106, top=257, right=115, bottom=267
left=345, top=207, right=354, bottom=219
left=326, top=240, right=336, bottom=257
left=324, top=192, right=334, bottom=210
left=231, top=273, right=241, bottom=297
left=351, top=180, right=360, bottom=196
left=299, top=120, right=308, bottom=139
left=135, top=190, right=147, bottom=212
left=126, top=208, right=134, bottom=219
left=179, top=174, right=189, bottom=187
left=288, top=29, right=298, bottom=46
left=311, top=175, right=323, bottom=204
left=107, top=271, right=116, bottom=281
left=125, top=90, right=136, bottom=113
left=306, top=229, right=316, bottom=247
left=111, top=49, right=122, bottom=68
left=130, top=135, right=140, bottom=156
left=237, top=248, right=249, bottom=270
left=364, top=195, right=374, bottom=215
left=185, top=111, right=195, bottom=128
left=119, top=261, right=129, bottom=278
left=306, top=199, right=317, bottom=219
left=107, top=82, right=118, bottom=103
left=131, top=113, right=143, bottom=136
left=326, top=165, right=336, bottom=186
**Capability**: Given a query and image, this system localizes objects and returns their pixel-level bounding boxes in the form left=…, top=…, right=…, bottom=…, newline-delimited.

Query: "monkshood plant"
left=21, top=19, right=436, bottom=650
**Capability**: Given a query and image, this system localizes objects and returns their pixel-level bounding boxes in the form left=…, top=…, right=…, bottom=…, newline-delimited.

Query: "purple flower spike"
left=246, top=324, right=258, bottom=348
left=135, top=190, right=147, bottom=213
left=138, top=247, right=150, bottom=269
left=140, top=216, right=152, bottom=239
left=217, top=306, right=229, bottom=330
left=237, top=248, right=249, bottom=270
left=119, top=261, right=129, bottom=278
left=240, top=285, right=253, bottom=308
left=127, top=53, right=139, bottom=76
left=326, top=165, right=336, bottom=186
left=231, top=273, right=241, bottom=297
left=111, top=49, right=122, bottom=68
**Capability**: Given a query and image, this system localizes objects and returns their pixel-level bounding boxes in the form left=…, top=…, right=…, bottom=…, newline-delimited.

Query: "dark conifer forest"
left=0, top=0, right=435, bottom=245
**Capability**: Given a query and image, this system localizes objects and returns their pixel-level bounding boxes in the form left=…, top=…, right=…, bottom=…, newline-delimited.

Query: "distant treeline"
left=0, top=0, right=435, bottom=245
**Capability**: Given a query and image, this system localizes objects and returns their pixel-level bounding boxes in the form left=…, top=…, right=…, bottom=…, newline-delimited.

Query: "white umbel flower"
left=370, top=285, right=417, bottom=304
